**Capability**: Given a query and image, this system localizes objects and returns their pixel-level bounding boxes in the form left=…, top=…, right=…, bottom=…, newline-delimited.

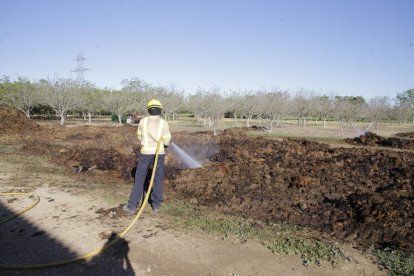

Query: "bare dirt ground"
left=1, top=105, right=412, bottom=275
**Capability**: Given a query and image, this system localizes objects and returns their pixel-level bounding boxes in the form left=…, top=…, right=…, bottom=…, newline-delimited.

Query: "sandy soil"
left=0, top=150, right=385, bottom=276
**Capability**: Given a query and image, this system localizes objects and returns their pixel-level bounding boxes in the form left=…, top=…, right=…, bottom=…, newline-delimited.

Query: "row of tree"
left=189, top=89, right=413, bottom=135
left=0, top=77, right=184, bottom=126
left=0, top=76, right=413, bottom=135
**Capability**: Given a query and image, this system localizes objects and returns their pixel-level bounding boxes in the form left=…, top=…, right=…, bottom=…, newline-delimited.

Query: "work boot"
left=123, top=205, right=135, bottom=215
left=151, top=204, right=161, bottom=215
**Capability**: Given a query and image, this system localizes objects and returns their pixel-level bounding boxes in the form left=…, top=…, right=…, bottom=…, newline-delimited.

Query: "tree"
left=188, top=90, right=205, bottom=124
left=206, top=93, right=227, bottom=135
left=396, top=89, right=414, bottom=124
left=394, top=103, right=412, bottom=126
left=120, top=77, right=151, bottom=93
left=1, top=77, right=39, bottom=118
left=366, top=96, right=391, bottom=131
left=227, top=90, right=244, bottom=125
left=263, top=89, right=290, bottom=131
left=334, top=96, right=367, bottom=136
left=201, top=88, right=227, bottom=135
left=78, top=82, right=104, bottom=124
left=240, top=91, right=261, bottom=127
left=40, top=79, right=81, bottom=125
left=313, top=93, right=336, bottom=128
left=188, top=87, right=227, bottom=135
left=291, top=90, right=314, bottom=128
left=103, top=89, right=136, bottom=125
left=0, top=76, right=11, bottom=104
left=120, top=77, right=150, bottom=118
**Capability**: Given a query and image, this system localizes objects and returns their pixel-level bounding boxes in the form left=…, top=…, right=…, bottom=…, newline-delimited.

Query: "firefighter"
left=123, top=99, right=171, bottom=214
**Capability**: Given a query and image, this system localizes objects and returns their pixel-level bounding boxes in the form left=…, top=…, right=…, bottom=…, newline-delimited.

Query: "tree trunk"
left=258, top=115, right=262, bottom=125
left=213, top=124, right=217, bottom=136
left=247, top=115, right=253, bottom=127
left=323, top=119, right=327, bottom=128
left=60, top=114, right=65, bottom=126
left=339, top=120, right=344, bottom=137
left=208, top=118, right=213, bottom=128
left=118, top=115, right=122, bottom=125
left=88, top=112, right=92, bottom=124
left=25, top=108, right=31, bottom=118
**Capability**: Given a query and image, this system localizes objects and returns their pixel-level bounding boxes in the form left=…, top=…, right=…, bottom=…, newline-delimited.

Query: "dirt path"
left=0, top=150, right=385, bottom=275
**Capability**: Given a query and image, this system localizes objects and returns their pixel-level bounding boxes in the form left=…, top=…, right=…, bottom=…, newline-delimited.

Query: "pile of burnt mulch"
left=0, top=105, right=41, bottom=134
left=345, top=131, right=414, bottom=150
left=62, top=147, right=137, bottom=178
left=17, top=123, right=140, bottom=180
left=169, top=133, right=414, bottom=253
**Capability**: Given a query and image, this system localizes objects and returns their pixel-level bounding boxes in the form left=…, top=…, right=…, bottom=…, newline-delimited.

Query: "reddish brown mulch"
left=0, top=105, right=41, bottom=134
left=170, top=134, right=413, bottom=253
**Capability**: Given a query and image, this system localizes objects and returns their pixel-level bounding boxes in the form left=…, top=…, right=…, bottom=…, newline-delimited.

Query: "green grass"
left=162, top=199, right=344, bottom=266
left=264, top=236, right=344, bottom=267
left=374, top=249, right=414, bottom=276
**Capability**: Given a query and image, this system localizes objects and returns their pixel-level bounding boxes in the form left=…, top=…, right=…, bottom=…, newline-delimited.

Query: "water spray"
left=351, top=123, right=372, bottom=137
left=169, top=142, right=202, bottom=169
left=351, top=124, right=365, bottom=136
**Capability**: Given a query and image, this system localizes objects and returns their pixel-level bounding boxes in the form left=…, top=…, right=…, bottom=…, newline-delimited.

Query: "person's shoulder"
left=138, top=116, right=148, bottom=125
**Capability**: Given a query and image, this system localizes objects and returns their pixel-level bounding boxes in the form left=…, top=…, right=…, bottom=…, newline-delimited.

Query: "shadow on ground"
left=0, top=200, right=135, bottom=275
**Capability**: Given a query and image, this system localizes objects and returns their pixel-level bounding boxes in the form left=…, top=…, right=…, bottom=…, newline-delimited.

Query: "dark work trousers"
left=127, top=153, right=165, bottom=210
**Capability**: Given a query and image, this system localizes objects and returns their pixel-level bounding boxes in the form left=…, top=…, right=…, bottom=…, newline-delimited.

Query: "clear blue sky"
left=1, top=0, right=413, bottom=99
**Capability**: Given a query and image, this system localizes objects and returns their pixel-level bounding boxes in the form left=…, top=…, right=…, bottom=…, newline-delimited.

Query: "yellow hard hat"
left=147, top=99, right=162, bottom=109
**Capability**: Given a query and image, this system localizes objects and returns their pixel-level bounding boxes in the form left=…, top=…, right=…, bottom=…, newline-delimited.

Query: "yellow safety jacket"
left=137, top=115, right=171, bottom=155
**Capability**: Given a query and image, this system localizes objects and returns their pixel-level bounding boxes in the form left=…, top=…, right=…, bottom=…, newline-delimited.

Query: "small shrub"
left=374, top=249, right=414, bottom=276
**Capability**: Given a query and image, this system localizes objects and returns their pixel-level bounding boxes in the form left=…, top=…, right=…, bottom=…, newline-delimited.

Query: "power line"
left=71, top=52, right=89, bottom=82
